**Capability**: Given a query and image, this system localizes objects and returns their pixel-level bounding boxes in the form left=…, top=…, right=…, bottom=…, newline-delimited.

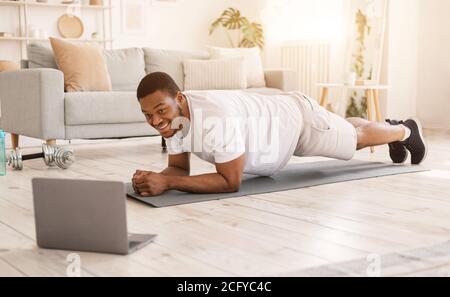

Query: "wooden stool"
left=317, top=83, right=391, bottom=153
left=0, top=60, right=19, bottom=72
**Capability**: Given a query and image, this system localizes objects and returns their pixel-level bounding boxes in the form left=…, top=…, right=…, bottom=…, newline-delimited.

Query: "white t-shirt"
left=165, top=90, right=302, bottom=176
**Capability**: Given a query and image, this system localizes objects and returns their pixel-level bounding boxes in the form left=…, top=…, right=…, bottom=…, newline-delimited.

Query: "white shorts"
left=291, top=93, right=358, bottom=160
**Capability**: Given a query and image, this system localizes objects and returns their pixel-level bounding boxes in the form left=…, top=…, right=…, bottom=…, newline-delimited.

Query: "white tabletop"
left=317, top=83, right=391, bottom=90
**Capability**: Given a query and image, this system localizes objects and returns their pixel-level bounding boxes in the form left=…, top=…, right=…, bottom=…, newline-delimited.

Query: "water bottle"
left=0, top=130, right=6, bottom=176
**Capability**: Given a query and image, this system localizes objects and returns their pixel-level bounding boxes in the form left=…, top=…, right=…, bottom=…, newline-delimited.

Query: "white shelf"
left=0, top=36, right=112, bottom=43
left=0, top=0, right=113, bottom=60
left=0, top=0, right=111, bottom=10
left=0, top=0, right=21, bottom=7
left=0, top=36, right=23, bottom=40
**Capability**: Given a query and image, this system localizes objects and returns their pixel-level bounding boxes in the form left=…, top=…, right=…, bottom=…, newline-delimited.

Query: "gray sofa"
left=0, top=44, right=297, bottom=147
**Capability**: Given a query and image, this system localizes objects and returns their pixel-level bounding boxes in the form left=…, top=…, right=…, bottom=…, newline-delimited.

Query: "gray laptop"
left=32, top=178, right=156, bottom=255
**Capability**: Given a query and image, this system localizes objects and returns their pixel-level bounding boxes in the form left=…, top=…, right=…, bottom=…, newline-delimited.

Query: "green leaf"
left=209, top=7, right=246, bottom=33
left=209, top=7, right=265, bottom=49
left=240, top=21, right=265, bottom=49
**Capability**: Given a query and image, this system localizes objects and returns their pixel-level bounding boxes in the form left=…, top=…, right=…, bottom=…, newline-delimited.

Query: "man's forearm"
left=160, top=166, right=189, bottom=177
left=166, top=173, right=239, bottom=194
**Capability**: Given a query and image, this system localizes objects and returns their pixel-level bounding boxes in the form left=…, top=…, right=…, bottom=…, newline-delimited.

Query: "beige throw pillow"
left=49, top=37, right=112, bottom=92
left=207, top=46, right=266, bottom=88
left=183, top=57, right=247, bottom=90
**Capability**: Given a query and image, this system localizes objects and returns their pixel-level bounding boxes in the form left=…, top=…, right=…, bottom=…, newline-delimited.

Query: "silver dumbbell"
left=8, top=144, right=75, bottom=170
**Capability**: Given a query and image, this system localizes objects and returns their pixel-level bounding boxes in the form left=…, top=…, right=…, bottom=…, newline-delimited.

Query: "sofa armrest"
left=264, top=69, right=297, bottom=92
left=0, top=69, right=65, bottom=140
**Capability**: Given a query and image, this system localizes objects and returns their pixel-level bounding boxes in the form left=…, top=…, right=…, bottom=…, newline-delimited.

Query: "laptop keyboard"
left=129, top=241, right=140, bottom=248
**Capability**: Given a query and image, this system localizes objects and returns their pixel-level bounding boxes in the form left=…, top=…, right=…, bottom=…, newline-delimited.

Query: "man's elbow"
left=226, top=182, right=241, bottom=193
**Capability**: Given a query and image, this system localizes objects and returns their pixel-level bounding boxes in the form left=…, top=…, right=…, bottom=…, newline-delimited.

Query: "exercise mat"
left=126, top=159, right=427, bottom=208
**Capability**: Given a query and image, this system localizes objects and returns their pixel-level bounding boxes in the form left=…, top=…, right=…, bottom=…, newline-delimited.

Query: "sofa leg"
left=11, top=133, right=20, bottom=149
left=161, top=137, right=167, bottom=152
left=46, top=139, right=56, bottom=146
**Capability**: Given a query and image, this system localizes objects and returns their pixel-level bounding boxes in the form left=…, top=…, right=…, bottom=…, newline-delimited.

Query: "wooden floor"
left=1, top=130, right=450, bottom=277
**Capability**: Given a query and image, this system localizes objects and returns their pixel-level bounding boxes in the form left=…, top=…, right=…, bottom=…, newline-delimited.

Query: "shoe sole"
left=398, top=150, right=409, bottom=164
left=407, top=116, right=428, bottom=165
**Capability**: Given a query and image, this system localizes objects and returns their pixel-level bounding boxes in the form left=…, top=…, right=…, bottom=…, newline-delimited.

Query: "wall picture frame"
left=121, top=0, right=146, bottom=34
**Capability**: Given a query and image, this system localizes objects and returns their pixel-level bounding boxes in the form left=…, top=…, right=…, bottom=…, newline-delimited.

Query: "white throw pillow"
left=183, top=57, right=247, bottom=90
left=207, top=46, right=266, bottom=88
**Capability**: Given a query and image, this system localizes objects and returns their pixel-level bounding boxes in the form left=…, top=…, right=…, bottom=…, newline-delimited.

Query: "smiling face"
left=139, top=90, right=186, bottom=138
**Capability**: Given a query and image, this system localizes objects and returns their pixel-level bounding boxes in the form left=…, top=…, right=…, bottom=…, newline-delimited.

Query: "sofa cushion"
left=27, top=43, right=146, bottom=92
left=27, top=43, right=58, bottom=69
left=50, top=38, right=112, bottom=92
left=103, top=48, right=146, bottom=92
left=183, top=57, right=247, bottom=90
left=143, top=48, right=209, bottom=90
left=207, top=46, right=266, bottom=88
left=65, top=92, right=146, bottom=125
left=64, top=88, right=280, bottom=126
left=65, top=122, right=159, bottom=140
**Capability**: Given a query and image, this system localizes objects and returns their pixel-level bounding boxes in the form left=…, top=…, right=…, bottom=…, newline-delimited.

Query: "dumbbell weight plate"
left=42, top=144, right=56, bottom=166
left=7, top=148, right=23, bottom=170
left=54, top=148, right=75, bottom=169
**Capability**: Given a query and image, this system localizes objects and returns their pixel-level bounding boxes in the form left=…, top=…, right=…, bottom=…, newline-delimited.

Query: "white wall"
left=259, top=0, right=346, bottom=79
left=0, top=0, right=261, bottom=60
left=383, top=0, right=419, bottom=120
left=260, top=0, right=448, bottom=131
left=384, top=0, right=450, bottom=130
left=417, top=0, right=450, bottom=130
left=112, top=0, right=262, bottom=51
left=259, top=0, right=347, bottom=108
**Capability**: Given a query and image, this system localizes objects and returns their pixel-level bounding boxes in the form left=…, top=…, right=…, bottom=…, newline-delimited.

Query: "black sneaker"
left=386, top=119, right=408, bottom=164
left=401, top=118, right=428, bottom=165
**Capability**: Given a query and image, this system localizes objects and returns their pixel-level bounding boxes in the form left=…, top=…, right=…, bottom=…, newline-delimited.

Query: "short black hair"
left=136, top=72, right=181, bottom=101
